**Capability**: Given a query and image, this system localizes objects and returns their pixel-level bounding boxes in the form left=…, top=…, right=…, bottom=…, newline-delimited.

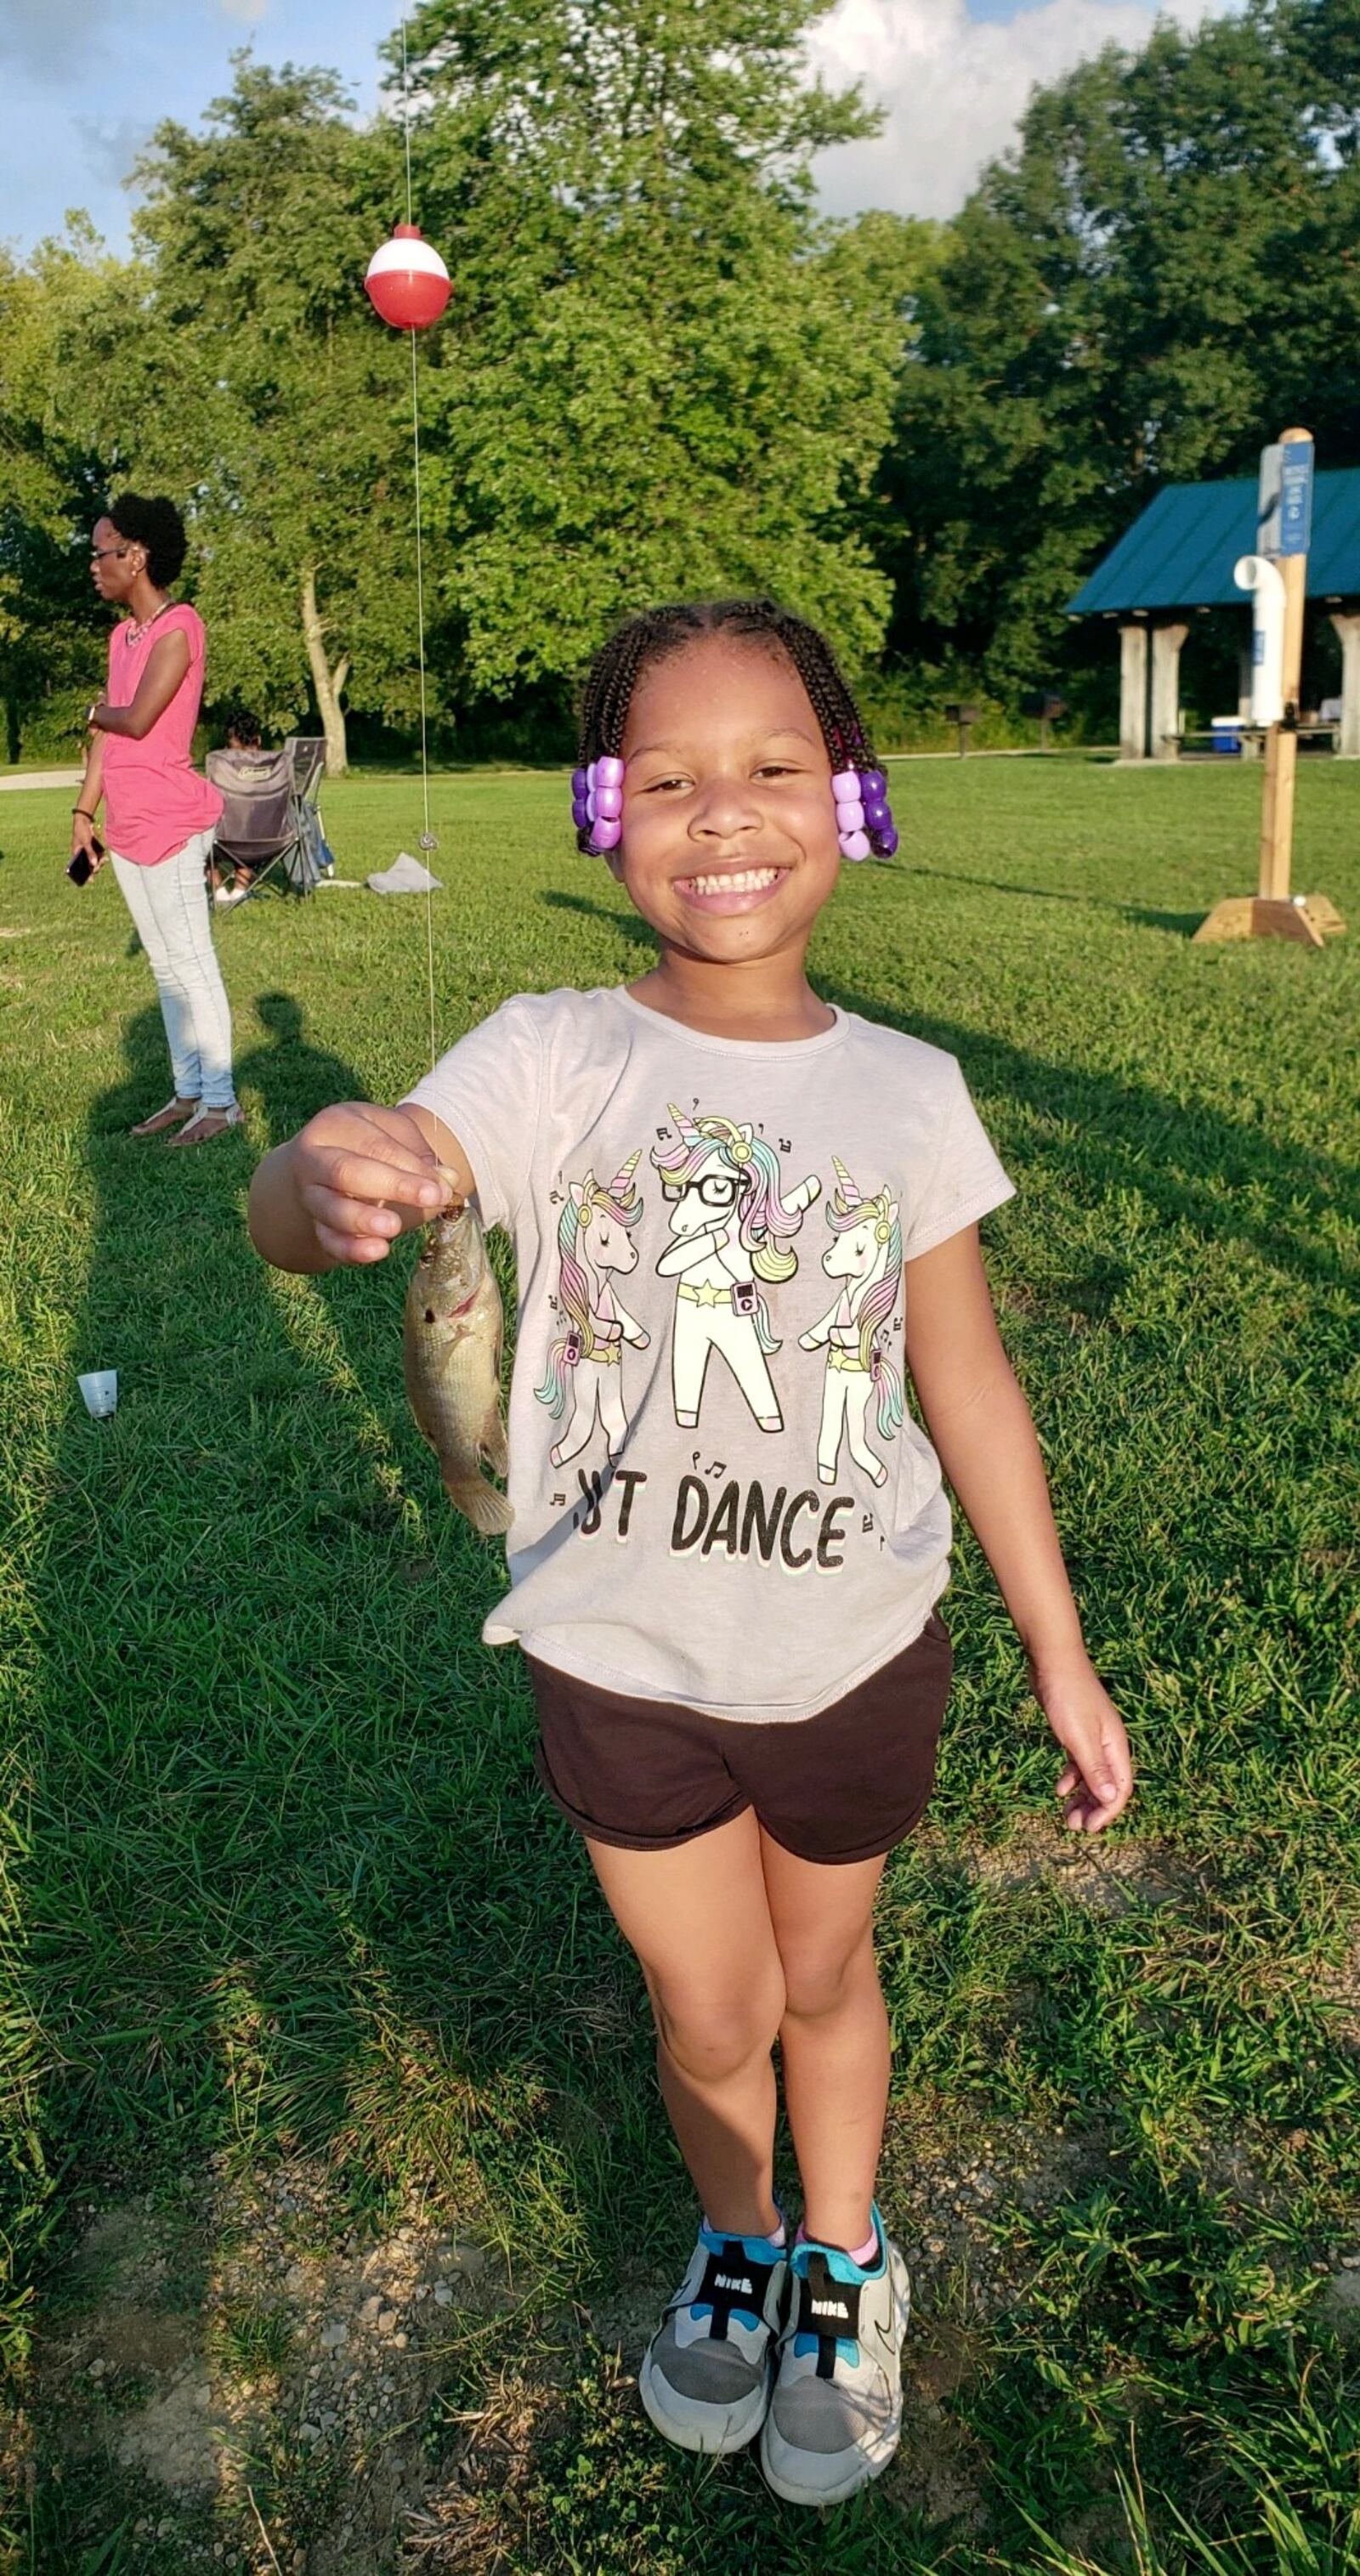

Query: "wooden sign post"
left=1195, top=427, right=1346, bottom=948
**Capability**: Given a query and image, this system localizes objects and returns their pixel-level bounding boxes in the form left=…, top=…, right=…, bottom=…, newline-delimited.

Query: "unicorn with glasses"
left=799, top=1158, right=905, bottom=1486
left=652, top=1109, right=821, bottom=1432
left=536, top=1152, right=649, bottom=1466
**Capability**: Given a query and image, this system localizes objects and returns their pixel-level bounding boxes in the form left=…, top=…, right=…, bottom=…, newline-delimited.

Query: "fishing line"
left=400, top=14, right=439, bottom=1080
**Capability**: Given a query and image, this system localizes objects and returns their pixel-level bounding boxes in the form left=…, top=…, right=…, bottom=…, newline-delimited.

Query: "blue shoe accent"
left=692, top=2222, right=788, bottom=2331
left=790, top=2205, right=885, bottom=2365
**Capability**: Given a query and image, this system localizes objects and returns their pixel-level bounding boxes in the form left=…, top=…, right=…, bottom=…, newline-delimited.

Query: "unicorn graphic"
left=535, top=1152, right=650, bottom=1467
left=651, top=1108, right=821, bottom=1432
left=799, top=1157, right=905, bottom=1486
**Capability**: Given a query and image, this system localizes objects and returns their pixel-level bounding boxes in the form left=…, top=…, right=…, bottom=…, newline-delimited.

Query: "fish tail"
left=444, top=1469, right=513, bottom=1537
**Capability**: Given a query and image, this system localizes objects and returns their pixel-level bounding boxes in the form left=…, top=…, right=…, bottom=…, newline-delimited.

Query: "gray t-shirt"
left=406, top=987, right=1014, bottom=1722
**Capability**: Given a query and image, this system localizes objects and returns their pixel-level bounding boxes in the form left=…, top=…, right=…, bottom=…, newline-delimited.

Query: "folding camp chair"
left=205, top=737, right=332, bottom=903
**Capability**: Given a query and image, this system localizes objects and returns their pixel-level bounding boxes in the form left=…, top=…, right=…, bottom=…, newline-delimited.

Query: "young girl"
left=248, top=599, right=1133, bottom=2510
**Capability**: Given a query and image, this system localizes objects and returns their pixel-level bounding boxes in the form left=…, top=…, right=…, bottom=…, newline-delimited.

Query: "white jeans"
left=111, top=831, right=236, bottom=1112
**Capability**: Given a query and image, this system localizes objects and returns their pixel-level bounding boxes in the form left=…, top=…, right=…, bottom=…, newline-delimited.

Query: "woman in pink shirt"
left=71, top=494, right=240, bottom=1145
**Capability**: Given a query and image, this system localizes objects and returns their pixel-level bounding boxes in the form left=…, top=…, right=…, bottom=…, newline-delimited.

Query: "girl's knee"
left=653, top=1967, right=785, bottom=2082
left=779, top=1922, right=878, bottom=2024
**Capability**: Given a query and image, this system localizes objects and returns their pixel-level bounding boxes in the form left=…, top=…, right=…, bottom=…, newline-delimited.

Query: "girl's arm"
left=71, top=732, right=106, bottom=862
left=248, top=1101, right=472, bottom=1275
left=89, top=628, right=190, bottom=739
left=904, top=1224, right=1134, bottom=1833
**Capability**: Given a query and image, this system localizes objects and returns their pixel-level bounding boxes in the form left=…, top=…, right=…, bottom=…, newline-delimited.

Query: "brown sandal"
left=131, top=1097, right=200, bottom=1137
left=165, top=1105, right=245, bottom=1148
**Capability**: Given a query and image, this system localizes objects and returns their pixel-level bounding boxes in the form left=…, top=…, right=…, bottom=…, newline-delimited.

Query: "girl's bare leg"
left=760, top=1832, right=890, bottom=2249
left=586, top=1810, right=785, bottom=2236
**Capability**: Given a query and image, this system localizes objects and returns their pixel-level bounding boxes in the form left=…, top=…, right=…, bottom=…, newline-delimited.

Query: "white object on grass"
left=78, top=1369, right=117, bottom=1418
left=366, top=852, right=443, bottom=895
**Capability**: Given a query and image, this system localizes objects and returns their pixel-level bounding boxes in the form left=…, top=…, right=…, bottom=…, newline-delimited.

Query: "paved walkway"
left=0, top=768, right=82, bottom=792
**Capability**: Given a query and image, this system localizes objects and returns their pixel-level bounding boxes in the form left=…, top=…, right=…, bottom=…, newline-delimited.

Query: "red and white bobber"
left=364, top=224, right=451, bottom=330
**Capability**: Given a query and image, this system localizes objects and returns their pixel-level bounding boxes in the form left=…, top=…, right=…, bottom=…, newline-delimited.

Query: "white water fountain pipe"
left=1234, top=554, right=1286, bottom=727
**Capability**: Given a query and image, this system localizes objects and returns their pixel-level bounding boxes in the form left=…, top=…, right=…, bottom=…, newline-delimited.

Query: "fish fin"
left=480, top=1403, right=509, bottom=1478
left=444, top=1470, right=513, bottom=1537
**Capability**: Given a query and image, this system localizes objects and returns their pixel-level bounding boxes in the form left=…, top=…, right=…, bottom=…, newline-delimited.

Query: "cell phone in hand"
left=67, top=835, right=104, bottom=887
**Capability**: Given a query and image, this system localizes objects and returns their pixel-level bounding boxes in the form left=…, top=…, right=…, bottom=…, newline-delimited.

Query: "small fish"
left=403, top=1186, right=513, bottom=1537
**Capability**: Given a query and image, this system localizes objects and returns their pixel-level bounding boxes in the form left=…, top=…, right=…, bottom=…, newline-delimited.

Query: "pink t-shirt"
left=101, top=603, right=224, bottom=865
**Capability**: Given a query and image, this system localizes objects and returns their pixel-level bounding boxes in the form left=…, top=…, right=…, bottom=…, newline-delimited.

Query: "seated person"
left=208, top=712, right=294, bottom=906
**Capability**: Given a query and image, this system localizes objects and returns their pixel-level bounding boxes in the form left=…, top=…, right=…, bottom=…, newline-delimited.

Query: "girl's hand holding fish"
left=249, top=1101, right=472, bottom=1274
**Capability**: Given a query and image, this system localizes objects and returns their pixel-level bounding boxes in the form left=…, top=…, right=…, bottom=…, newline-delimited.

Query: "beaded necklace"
left=123, top=598, right=173, bottom=648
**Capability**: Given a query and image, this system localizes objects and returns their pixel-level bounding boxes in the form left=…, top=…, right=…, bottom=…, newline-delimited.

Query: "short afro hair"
left=106, top=493, right=189, bottom=589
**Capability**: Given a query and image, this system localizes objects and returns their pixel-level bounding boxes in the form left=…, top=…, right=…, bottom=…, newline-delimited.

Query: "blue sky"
left=1, top=0, right=1224, bottom=256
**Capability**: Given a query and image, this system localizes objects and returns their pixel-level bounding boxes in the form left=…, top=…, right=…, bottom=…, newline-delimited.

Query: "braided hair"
left=575, top=598, right=889, bottom=859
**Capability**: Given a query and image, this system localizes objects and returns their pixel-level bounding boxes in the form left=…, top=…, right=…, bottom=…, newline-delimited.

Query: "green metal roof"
left=1068, top=468, right=1360, bottom=615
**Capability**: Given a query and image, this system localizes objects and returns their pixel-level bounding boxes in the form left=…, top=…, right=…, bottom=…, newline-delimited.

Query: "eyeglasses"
left=687, top=1175, right=741, bottom=1209
left=90, top=545, right=130, bottom=563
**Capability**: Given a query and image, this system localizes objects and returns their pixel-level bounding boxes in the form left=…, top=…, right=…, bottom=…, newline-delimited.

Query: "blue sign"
left=1278, top=444, right=1314, bottom=556
left=1259, top=439, right=1314, bottom=558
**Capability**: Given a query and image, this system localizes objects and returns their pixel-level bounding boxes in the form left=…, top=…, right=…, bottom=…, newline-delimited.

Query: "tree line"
left=1, top=0, right=1356, bottom=771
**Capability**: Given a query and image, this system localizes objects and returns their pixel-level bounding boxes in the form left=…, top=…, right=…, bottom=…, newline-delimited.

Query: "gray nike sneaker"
left=760, top=2208, right=910, bottom=2505
left=639, top=2221, right=790, bottom=2455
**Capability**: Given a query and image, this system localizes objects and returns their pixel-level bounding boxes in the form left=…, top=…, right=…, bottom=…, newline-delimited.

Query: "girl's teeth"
left=687, top=868, right=779, bottom=894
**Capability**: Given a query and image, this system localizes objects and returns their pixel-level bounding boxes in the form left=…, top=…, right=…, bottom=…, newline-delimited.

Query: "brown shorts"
left=525, top=1611, right=952, bottom=1867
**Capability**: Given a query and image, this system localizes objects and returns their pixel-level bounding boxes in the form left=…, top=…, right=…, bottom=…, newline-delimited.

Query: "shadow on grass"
left=26, top=999, right=665, bottom=2554
left=24, top=963, right=1359, bottom=2562
left=913, top=864, right=1209, bottom=937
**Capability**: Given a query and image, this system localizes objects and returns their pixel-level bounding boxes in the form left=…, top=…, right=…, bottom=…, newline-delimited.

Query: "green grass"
left=1, top=757, right=1358, bottom=2572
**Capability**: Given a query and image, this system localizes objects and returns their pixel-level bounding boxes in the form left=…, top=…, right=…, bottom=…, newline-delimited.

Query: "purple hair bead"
left=864, top=797, right=891, bottom=831
left=858, top=768, right=887, bottom=800
left=594, top=783, right=623, bottom=819
left=596, top=755, right=625, bottom=789
left=571, top=767, right=587, bottom=800
left=877, top=824, right=899, bottom=858
left=592, top=817, right=622, bottom=852
left=571, top=797, right=590, bottom=830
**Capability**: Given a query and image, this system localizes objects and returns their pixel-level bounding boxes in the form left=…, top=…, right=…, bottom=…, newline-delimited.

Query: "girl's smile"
left=671, top=863, right=790, bottom=911
left=611, top=635, right=842, bottom=979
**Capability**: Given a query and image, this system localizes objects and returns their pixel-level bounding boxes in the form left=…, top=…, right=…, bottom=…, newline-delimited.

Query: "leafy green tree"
left=883, top=0, right=1360, bottom=708
left=400, top=0, right=915, bottom=698
left=0, top=229, right=122, bottom=760
left=99, top=61, right=422, bottom=773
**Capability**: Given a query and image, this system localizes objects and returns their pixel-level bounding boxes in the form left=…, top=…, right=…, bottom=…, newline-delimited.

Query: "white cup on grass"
left=77, top=1369, right=117, bottom=1419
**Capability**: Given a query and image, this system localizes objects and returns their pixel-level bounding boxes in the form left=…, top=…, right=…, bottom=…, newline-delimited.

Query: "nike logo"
left=715, top=2274, right=753, bottom=2294
left=810, top=2298, right=850, bottom=2319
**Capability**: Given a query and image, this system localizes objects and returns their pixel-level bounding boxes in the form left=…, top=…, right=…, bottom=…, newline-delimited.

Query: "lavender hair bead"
left=836, top=797, right=866, bottom=833
left=839, top=829, right=871, bottom=863
left=830, top=768, right=861, bottom=804
left=596, top=755, right=625, bottom=789
left=592, top=818, right=623, bottom=852
left=594, top=783, right=623, bottom=819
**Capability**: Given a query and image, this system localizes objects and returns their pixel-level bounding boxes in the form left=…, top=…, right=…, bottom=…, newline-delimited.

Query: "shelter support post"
left=1118, top=621, right=1148, bottom=760
left=1329, top=609, right=1360, bottom=758
left=1196, top=428, right=1344, bottom=948
left=1150, top=620, right=1188, bottom=761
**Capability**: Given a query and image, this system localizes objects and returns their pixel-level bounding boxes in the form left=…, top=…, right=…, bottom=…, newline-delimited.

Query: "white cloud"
left=809, top=0, right=1238, bottom=219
